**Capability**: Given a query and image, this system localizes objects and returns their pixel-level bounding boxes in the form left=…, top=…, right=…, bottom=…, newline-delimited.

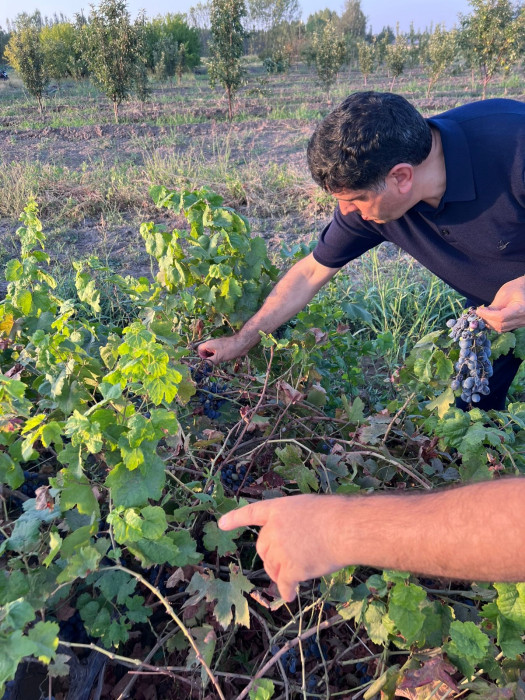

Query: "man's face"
left=332, top=180, right=411, bottom=224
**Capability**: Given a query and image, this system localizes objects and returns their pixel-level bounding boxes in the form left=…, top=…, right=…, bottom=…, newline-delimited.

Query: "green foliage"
left=79, top=0, right=149, bottom=122
left=40, top=22, right=86, bottom=80
left=425, top=24, right=459, bottom=97
left=385, top=26, right=408, bottom=90
left=357, top=40, right=376, bottom=85
left=4, top=19, right=48, bottom=112
left=146, top=185, right=278, bottom=327
left=460, top=0, right=523, bottom=99
left=208, top=0, right=247, bottom=120
left=312, top=20, right=347, bottom=95
left=4, top=193, right=525, bottom=696
left=144, top=14, right=201, bottom=80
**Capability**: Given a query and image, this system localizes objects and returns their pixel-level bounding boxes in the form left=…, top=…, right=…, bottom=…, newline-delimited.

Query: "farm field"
left=3, top=59, right=525, bottom=700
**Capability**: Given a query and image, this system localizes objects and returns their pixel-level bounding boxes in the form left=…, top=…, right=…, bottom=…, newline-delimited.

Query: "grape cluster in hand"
left=447, top=307, right=492, bottom=403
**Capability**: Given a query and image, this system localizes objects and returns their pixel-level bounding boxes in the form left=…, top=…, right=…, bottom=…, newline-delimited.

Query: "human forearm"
left=219, top=479, right=525, bottom=602
left=235, top=254, right=340, bottom=350
left=332, top=479, right=525, bottom=581
left=198, top=254, right=340, bottom=363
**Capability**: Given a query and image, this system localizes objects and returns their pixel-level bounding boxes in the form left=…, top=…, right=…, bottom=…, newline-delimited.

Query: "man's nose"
left=339, top=201, right=357, bottom=215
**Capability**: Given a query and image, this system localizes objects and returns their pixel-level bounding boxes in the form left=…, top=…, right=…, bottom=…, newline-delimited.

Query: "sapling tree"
left=459, top=0, right=523, bottom=99
left=385, top=25, right=408, bottom=91
left=4, top=17, right=48, bottom=112
left=208, top=0, right=247, bottom=121
left=312, top=20, right=347, bottom=96
left=79, top=0, right=148, bottom=122
left=357, top=40, right=375, bottom=86
left=425, top=24, right=458, bottom=97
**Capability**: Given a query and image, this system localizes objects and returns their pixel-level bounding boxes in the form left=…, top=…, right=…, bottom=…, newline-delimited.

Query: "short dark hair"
left=307, top=91, right=432, bottom=192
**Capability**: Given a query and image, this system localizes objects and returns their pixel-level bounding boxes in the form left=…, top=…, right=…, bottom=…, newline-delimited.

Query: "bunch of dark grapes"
left=272, top=645, right=298, bottom=675
left=198, top=382, right=227, bottom=420
left=221, top=464, right=254, bottom=493
left=191, top=362, right=227, bottom=420
left=19, top=470, right=49, bottom=498
left=447, top=308, right=492, bottom=403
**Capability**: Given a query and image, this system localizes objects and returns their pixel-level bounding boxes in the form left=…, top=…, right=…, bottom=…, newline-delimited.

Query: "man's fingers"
left=277, top=578, right=298, bottom=603
left=218, top=501, right=270, bottom=530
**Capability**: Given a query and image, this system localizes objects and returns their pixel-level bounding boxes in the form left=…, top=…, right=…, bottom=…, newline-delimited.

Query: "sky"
left=1, top=0, right=473, bottom=33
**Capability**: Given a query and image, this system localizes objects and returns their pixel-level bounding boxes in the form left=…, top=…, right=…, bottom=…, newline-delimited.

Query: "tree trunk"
left=227, top=86, right=233, bottom=121
left=113, top=100, right=119, bottom=124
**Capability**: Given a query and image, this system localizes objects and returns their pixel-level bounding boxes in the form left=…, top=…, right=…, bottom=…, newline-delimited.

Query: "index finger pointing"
left=218, top=501, right=270, bottom=530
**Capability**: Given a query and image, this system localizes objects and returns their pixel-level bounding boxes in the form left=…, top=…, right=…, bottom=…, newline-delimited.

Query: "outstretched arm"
left=198, top=254, right=341, bottom=364
left=219, top=479, right=525, bottom=602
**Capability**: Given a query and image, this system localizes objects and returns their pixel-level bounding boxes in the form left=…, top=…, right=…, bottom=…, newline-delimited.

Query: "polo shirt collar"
left=427, top=116, right=476, bottom=204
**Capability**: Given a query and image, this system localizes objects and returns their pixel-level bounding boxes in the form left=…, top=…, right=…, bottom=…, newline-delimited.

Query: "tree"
left=357, top=40, right=375, bottom=86
left=305, top=8, right=338, bottom=35
left=312, top=20, right=347, bottom=96
left=208, top=0, right=247, bottom=121
left=144, top=14, right=200, bottom=77
left=188, top=1, right=212, bottom=55
left=339, top=0, right=366, bottom=39
left=425, top=24, right=458, bottom=97
left=460, top=0, right=523, bottom=99
left=40, top=22, right=86, bottom=80
left=385, top=25, right=408, bottom=91
left=4, top=15, right=48, bottom=112
left=80, top=0, right=148, bottom=122
left=0, top=26, right=10, bottom=62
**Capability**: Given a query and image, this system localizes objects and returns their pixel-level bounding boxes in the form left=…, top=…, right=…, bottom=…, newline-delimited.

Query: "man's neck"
left=417, top=127, right=447, bottom=208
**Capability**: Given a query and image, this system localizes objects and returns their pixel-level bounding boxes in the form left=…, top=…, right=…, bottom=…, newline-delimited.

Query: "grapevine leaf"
left=0, top=452, right=24, bottom=489
left=106, top=456, right=165, bottom=508
left=494, top=583, right=525, bottom=626
left=207, top=565, right=253, bottom=629
left=388, top=583, right=427, bottom=644
left=2, top=599, right=35, bottom=629
left=203, top=521, right=243, bottom=556
left=490, top=333, right=515, bottom=360
left=436, top=409, right=470, bottom=447
left=363, top=600, right=389, bottom=645
left=169, top=530, right=202, bottom=566
left=95, top=570, right=136, bottom=605
left=433, top=350, right=454, bottom=381
left=249, top=678, right=275, bottom=700
left=27, top=621, right=59, bottom=663
left=0, top=571, right=30, bottom=605
left=274, top=444, right=318, bottom=493
left=513, top=328, right=525, bottom=361
left=0, top=631, right=36, bottom=692
left=126, top=535, right=182, bottom=567
left=125, top=595, right=151, bottom=623
left=186, top=625, right=217, bottom=689
left=56, top=545, right=102, bottom=583
left=426, top=388, right=455, bottom=418
left=444, top=620, right=490, bottom=678
left=47, top=653, right=71, bottom=678
left=497, top=614, right=525, bottom=657
left=58, top=471, right=100, bottom=518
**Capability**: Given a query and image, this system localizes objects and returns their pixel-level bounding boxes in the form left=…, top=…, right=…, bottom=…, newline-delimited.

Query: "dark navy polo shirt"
left=312, top=99, right=525, bottom=305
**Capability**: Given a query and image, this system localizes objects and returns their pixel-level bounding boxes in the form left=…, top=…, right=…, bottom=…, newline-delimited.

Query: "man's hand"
left=476, top=276, right=525, bottom=332
left=218, top=495, right=346, bottom=602
left=197, top=335, right=250, bottom=365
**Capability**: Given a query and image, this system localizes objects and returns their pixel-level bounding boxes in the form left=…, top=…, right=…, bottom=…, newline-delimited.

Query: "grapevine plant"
left=2, top=190, right=525, bottom=699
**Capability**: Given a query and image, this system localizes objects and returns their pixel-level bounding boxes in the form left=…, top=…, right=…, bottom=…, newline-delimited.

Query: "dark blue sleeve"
left=312, top=207, right=384, bottom=268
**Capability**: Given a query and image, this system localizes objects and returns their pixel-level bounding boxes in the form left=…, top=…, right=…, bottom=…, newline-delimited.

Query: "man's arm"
left=477, top=276, right=525, bottom=332
left=218, top=480, right=525, bottom=602
left=198, top=253, right=341, bottom=364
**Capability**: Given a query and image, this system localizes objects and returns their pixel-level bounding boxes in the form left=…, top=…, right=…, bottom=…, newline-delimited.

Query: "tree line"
left=1, top=0, right=524, bottom=120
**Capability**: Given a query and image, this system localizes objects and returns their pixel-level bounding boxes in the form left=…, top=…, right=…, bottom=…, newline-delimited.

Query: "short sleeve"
left=312, top=207, right=384, bottom=268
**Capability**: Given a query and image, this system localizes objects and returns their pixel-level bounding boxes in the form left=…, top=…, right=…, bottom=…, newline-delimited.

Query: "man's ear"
left=389, top=164, right=414, bottom=194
